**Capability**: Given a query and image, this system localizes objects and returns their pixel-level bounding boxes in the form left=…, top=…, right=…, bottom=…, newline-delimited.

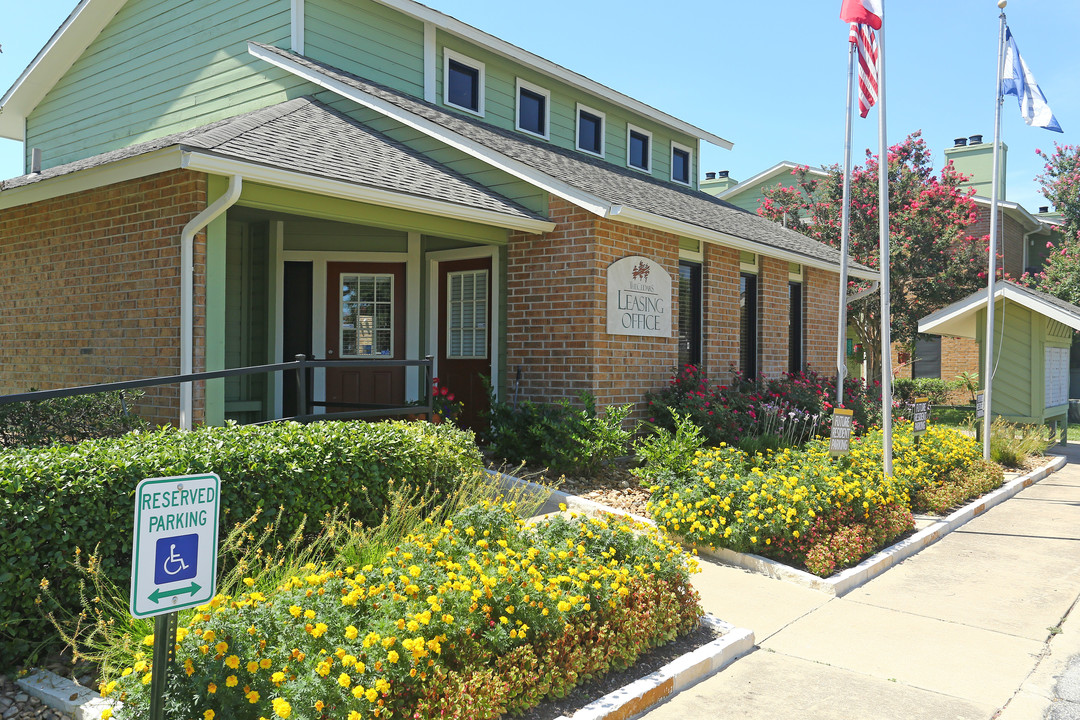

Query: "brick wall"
left=969, top=206, right=1027, bottom=279
left=505, top=194, right=846, bottom=415
left=701, top=243, right=739, bottom=380
left=804, top=267, right=840, bottom=375
left=0, top=170, right=208, bottom=426
left=757, top=257, right=789, bottom=377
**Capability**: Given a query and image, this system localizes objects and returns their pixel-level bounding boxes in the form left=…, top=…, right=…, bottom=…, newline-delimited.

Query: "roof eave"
left=718, top=162, right=827, bottom=200
left=919, top=281, right=1080, bottom=337
left=607, top=204, right=877, bottom=280
left=181, top=150, right=556, bottom=234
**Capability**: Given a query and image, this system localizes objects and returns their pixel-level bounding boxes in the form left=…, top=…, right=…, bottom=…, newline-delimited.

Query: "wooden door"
left=437, top=257, right=492, bottom=431
left=325, top=262, right=406, bottom=412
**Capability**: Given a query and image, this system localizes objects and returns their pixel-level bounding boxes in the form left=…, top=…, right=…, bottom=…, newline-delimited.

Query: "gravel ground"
left=512, top=459, right=653, bottom=518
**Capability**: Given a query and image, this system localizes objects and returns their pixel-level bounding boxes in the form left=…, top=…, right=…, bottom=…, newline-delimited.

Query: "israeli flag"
left=1002, top=26, right=1063, bottom=133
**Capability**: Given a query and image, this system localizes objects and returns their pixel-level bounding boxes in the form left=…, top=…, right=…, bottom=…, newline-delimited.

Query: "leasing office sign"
left=606, top=256, right=672, bottom=338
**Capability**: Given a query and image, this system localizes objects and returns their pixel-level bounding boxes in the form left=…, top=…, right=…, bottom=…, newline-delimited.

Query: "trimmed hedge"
left=0, top=420, right=483, bottom=665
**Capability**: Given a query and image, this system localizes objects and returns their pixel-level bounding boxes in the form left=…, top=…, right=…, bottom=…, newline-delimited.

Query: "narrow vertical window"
left=627, top=125, right=652, bottom=172
left=447, top=269, right=489, bottom=359
left=740, top=272, right=758, bottom=379
left=671, top=143, right=692, bottom=185
left=679, top=261, right=702, bottom=367
left=341, top=274, right=393, bottom=357
left=788, top=281, right=803, bottom=373
left=515, top=79, right=550, bottom=138
left=576, top=104, right=605, bottom=156
left=912, top=336, right=942, bottom=379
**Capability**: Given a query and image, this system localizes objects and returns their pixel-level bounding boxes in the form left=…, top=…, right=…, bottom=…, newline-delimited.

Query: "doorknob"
left=327, top=349, right=334, bottom=356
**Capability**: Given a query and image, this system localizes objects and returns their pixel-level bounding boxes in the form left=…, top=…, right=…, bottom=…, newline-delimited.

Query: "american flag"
left=849, top=23, right=879, bottom=118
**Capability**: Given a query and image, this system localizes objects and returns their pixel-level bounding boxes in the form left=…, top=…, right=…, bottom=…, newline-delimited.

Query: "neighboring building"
left=0, top=0, right=872, bottom=430
left=706, top=138, right=1063, bottom=391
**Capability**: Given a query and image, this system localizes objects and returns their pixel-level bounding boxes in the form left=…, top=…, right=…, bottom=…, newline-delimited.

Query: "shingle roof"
left=252, top=43, right=871, bottom=274
left=1, top=97, right=546, bottom=223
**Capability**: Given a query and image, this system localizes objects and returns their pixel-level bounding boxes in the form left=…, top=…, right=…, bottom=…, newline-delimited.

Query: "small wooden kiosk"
left=919, top=281, right=1080, bottom=439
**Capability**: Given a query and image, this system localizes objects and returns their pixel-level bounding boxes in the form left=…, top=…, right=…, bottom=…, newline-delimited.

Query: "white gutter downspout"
left=179, top=173, right=243, bottom=430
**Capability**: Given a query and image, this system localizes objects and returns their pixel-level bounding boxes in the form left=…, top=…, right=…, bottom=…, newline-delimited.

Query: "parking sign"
left=130, top=474, right=220, bottom=618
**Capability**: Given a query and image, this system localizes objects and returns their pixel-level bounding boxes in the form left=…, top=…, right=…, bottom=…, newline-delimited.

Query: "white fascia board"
left=0, top=147, right=182, bottom=210
left=971, top=195, right=1044, bottom=232
left=368, top=0, right=732, bottom=150
left=181, top=150, right=557, bottom=234
left=718, top=162, right=827, bottom=200
left=1001, top=283, right=1080, bottom=331
left=248, top=42, right=611, bottom=218
left=0, top=0, right=128, bottom=141
left=919, top=283, right=1080, bottom=337
left=606, top=204, right=877, bottom=281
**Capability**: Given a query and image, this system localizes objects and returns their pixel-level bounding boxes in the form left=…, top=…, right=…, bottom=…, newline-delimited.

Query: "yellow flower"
left=260, top=658, right=273, bottom=670
left=225, top=655, right=240, bottom=669
left=247, top=690, right=260, bottom=704
left=247, top=661, right=259, bottom=673
left=345, top=625, right=358, bottom=640
left=387, top=650, right=399, bottom=664
left=207, top=682, right=217, bottom=694
left=226, top=675, right=238, bottom=688
left=365, top=687, right=379, bottom=702
left=272, top=698, right=292, bottom=718
left=214, top=642, right=228, bottom=655
left=100, top=711, right=113, bottom=720
left=204, top=711, right=215, bottom=720
left=338, top=673, right=351, bottom=688
left=314, top=701, right=325, bottom=712
left=243, top=577, right=255, bottom=587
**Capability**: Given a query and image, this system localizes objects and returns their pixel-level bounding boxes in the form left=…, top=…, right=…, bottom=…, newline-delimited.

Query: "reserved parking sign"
left=130, top=474, right=220, bottom=618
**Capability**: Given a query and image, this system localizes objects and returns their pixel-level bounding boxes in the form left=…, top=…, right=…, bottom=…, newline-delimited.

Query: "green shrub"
left=893, top=378, right=952, bottom=406
left=989, top=418, right=1054, bottom=468
left=484, top=392, right=634, bottom=476
left=632, top=413, right=707, bottom=481
left=0, top=420, right=482, bottom=667
left=0, top=391, right=146, bottom=449
left=912, top=458, right=1004, bottom=514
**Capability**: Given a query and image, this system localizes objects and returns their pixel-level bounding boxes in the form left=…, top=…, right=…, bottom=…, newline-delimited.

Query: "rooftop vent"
left=705, top=172, right=717, bottom=180
left=954, top=137, right=968, bottom=147
left=30, top=148, right=41, bottom=175
left=717, top=170, right=730, bottom=178
left=969, top=134, right=984, bottom=145
left=1040, top=206, right=1050, bottom=214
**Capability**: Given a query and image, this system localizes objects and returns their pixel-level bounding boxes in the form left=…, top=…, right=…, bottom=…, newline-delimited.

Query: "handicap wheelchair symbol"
left=154, top=533, right=198, bottom=585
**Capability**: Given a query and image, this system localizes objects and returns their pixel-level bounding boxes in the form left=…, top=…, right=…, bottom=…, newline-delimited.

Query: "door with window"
left=324, top=262, right=406, bottom=412
left=437, top=257, right=492, bottom=431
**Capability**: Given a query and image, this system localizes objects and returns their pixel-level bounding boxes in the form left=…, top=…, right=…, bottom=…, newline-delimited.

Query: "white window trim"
left=445, top=268, right=490, bottom=360
left=339, top=272, right=395, bottom=359
left=740, top=251, right=758, bottom=274
left=671, top=141, right=693, bottom=186
left=515, top=77, right=551, bottom=140
left=575, top=102, right=606, bottom=158
left=626, top=123, right=653, bottom=173
left=442, top=48, right=485, bottom=117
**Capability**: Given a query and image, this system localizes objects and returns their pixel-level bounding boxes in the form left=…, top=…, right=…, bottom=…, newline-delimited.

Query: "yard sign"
left=912, top=397, right=930, bottom=437
left=130, top=474, right=220, bottom=618
left=829, top=408, right=854, bottom=456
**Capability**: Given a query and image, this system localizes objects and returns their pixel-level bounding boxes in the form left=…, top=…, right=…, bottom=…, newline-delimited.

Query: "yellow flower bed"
left=102, top=502, right=701, bottom=719
left=647, top=423, right=983, bottom=575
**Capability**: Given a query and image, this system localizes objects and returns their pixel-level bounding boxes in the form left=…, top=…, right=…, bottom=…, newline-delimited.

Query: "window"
left=788, top=281, right=803, bottom=373
left=515, top=79, right=550, bottom=138
left=627, top=124, right=652, bottom=172
left=740, top=272, right=758, bottom=379
left=341, top=274, right=393, bottom=357
left=912, top=336, right=941, bottom=379
left=678, top=261, right=702, bottom=367
left=576, top=103, right=605, bottom=156
left=671, top=142, right=692, bottom=185
left=443, top=49, right=484, bottom=115
left=447, top=269, right=489, bottom=359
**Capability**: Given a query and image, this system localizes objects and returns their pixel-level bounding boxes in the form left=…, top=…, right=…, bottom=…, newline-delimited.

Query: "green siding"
left=282, top=220, right=408, bottom=252
left=27, top=0, right=299, bottom=171
left=305, top=0, right=425, bottom=97
left=979, top=301, right=1035, bottom=418
left=435, top=30, right=699, bottom=187
left=223, top=219, right=271, bottom=424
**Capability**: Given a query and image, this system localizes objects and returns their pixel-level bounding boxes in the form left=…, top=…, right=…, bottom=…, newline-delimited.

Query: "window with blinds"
left=341, top=274, right=393, bottom=357
left=447, top=269, right=489, bottom=359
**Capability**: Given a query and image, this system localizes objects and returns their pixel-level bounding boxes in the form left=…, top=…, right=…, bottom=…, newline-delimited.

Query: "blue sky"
left=2, top=0, right=1077, bottom=211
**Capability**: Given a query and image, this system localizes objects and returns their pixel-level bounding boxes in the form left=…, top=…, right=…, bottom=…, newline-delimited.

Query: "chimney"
left=945, top=133, right=1005, bottom=199
left=1040, top=206, right=1050, bottom=214
left=30, top=148, right=42, bottom=175
left=705, top=172, right=716, bottom=180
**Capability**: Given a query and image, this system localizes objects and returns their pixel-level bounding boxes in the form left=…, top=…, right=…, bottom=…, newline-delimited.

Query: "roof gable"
left=918, top=280, right=1080, bottom=338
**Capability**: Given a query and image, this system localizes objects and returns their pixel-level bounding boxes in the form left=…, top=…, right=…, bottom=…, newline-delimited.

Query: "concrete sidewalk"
left=642, top=447, right=1080, bottom=720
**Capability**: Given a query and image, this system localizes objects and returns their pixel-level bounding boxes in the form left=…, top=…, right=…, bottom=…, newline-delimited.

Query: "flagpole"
left=984, top=3, right=1007, bottom=460
left=876, top=5, right=893, bottom=477
left=837, top=38, right=856, bottom=407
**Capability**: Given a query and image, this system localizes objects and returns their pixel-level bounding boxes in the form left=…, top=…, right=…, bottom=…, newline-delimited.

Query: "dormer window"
left=627, top=124, right=652, bottom=172
left=515, top=79, right=550, bottom=139
left=444, top=49, right=484, bottom=116
left=576, top=103, right=605, bottom=157
left=671, top=142, right=692, bottom=185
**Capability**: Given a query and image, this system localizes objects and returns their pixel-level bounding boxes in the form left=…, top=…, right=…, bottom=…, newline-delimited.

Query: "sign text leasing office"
left=606, top=256, right=672, bottom=338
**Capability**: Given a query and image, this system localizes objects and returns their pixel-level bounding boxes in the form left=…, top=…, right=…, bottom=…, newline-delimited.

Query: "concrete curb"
left=15, top=669, right=115, bottom=720
left=694, top=454, right=1067, bottom=597
left=556, top=615, right=755, bottom=720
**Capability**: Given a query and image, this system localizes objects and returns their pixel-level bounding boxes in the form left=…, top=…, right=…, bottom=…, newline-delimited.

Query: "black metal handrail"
left=0, top=355, right=435, bottom=425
